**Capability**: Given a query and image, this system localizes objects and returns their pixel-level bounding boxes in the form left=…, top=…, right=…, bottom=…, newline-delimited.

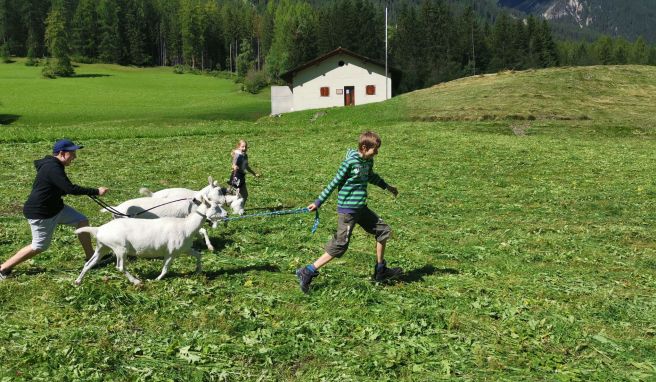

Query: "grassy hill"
left=402, top=65, right=656, bottom=125
left=0, top=64, right=655, bottom=381
left=0, top=59, right=270, bottom=140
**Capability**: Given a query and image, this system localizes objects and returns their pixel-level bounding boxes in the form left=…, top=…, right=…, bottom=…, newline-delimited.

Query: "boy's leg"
left=58, top=205, right=94, bottom=261
left=296, top=212, right=355, bottom=293
left=0, top=215, right=55, bottom=274
left=313, top=252, right=334, bottom=270
left=376, top=239, right=387, bottom=264
left=1, top=244, right=42, bottom=274
left=76, top=220, right=94, bottom=260
left=358, top=207, right=402, bottom=281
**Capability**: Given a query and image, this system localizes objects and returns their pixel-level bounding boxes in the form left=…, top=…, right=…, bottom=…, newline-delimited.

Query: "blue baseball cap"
left=53, top=139, right=83, bottom=153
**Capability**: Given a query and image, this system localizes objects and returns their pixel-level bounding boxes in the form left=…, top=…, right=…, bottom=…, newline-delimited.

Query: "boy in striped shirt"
left=296, top=131, right=402, bottom=293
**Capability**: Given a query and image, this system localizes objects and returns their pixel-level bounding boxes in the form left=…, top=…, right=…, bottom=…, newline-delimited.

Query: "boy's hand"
left=386, top=185, right=398, bottom=197
left=98, top=187, right=109, bottom=196
left=307, top=203, right=318, bottom=212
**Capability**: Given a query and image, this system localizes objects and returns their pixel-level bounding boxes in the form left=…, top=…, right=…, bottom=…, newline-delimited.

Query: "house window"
left=366, top=85, right=376, bottom=95
left=320, top=87, right=330, bottom=97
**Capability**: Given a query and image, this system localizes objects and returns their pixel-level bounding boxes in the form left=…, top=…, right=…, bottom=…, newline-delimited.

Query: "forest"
left=2, top=0, right=655, bottom=93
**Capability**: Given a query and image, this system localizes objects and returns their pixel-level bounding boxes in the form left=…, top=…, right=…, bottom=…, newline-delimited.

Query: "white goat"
left=76, top=196, right=218, bottom=285
left=103, top=195, right=226, bottom=251
left=140, top=176, right=245, bottom=216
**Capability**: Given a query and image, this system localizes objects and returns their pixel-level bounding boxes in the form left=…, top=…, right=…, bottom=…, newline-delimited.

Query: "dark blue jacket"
left=23, top=156, right=98, bottom=219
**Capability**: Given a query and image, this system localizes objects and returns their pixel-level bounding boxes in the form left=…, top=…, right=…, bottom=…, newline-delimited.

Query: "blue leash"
left=222, top=207, right=320, bottom=234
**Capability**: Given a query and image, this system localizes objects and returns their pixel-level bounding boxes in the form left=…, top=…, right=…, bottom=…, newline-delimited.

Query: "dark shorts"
left=325, top=206, right=391, bottom=258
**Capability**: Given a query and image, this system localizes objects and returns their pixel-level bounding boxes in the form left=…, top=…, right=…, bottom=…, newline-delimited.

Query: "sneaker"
left=0, top=268, right=11, bottom=281
left=372, top=262, right=403, bottom=282
left=295, top=267, right=319, bottom=294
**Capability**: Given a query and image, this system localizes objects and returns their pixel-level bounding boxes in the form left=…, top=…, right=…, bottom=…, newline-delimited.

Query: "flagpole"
left=385, top=6, right=389, bottom=100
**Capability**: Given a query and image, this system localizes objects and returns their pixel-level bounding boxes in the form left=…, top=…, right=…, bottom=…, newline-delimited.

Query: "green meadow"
left=1, top=62, right=655, bottom=381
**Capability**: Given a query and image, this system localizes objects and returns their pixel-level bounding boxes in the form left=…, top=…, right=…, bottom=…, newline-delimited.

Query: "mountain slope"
left=498, top=0, right=656, bottom=42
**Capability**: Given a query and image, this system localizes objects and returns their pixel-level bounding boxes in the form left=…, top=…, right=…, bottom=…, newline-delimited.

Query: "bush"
left=1, top=43, right=10, bottom=63
left=25, top=57, right=39, bottom=67
left=173, top=64, right=203, bottom=75
left=41, top=64, right=57, bottom=79
left=242, top=69, right=268, bottom=94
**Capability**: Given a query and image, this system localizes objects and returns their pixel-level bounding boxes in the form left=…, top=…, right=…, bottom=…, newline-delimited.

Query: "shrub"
left=41, top=64, right=57, bottom=79
left=1, top=43, right=10, bottom=63
left=242, top=69, right=268, bottom=94
left=25, top=57, right=39, bottom=67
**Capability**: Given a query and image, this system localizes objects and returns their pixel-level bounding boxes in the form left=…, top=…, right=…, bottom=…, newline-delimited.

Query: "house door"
left=344, top=86, right=355, bottom=106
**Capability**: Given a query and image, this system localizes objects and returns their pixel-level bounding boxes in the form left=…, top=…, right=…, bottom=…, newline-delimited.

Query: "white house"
left=271, top=47, right=396, bottom=115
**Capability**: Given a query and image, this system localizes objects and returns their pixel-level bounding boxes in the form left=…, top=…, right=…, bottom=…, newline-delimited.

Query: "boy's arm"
left=311, top=159, right=350, bottom=209
left=369, top=170, right=398, bottom=197
left=48, top=166, right=100, bottom=196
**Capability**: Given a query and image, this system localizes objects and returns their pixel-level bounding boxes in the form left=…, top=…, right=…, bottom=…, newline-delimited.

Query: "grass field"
left=1, top=62, right=655, bottom=381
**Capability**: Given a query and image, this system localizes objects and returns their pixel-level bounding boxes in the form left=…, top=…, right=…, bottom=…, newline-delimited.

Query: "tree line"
left=1, top=0, right=655, bottom=93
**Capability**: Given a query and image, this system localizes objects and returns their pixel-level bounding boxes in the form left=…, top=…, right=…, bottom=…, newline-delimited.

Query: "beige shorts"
left=28, top=205, right=87, bottom=251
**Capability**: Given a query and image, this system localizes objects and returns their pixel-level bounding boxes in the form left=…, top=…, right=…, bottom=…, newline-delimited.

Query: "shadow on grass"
left=397, top=264, right=459, bottom=284
left=17, top=267, right=48, bottom=275
left=245, top=205, right=295, bottom=212
left=203, top=236, right=234, bottom=253
left=0, top=114, right=20, bottom=125
left=73, top=74, right=112, bottom=78
left=203, top=264, right=280, bottom=280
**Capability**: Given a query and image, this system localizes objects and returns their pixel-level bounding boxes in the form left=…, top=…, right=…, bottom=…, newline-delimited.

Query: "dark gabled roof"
left=280, top=47, right=400, bottom=84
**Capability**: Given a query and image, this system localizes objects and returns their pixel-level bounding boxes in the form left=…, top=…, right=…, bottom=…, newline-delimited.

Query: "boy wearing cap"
left=0, top=139, right=108, bottom=280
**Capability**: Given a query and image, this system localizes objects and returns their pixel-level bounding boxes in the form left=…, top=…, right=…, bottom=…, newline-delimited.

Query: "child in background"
left=296, top=131, right=402, bottom=293
left=229, top=139, right=259, bottom=208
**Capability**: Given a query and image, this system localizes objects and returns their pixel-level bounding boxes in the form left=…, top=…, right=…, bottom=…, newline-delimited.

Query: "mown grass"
left=0, top=63, right=655, bottom=381
left=0, top=59, right=270, bottom=134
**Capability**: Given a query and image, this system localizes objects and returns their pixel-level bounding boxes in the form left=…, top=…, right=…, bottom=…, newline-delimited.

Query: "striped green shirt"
left=314, top=149, right=388, bottom=212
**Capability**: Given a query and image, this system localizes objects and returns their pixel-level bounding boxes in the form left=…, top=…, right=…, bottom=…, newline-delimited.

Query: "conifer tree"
left=236, top=37, right=255, bottom=80
left=266, top=0, right=317, bottom=80
left=613, top=38, right=629, bottom=64
left=155, top=0, right=182, bottom=66
left=0, top=42, right=8, bottom=63
left=44, top=3, right=74, bottom=76
left=97, top=0, right=121, bottom=63
left=648, top=46, right=656, bottom=66
left=595, top=35, right=613, bottom=65
left=123, top=0, right=151, bottom=66
left=538, top=19, right=558, bottom=67
left=260, top=1, right=276, bottom=62
left=203, top=1, right=225, bottom=70
left=488, top=12, right=513, bottom=71
left=391, top=3, right=422, bottom=92
left=0, top=0, right=9, bottom=63
left=72, top=0, right=98, bottom=62
left=630, top=36, right=649, bottom=65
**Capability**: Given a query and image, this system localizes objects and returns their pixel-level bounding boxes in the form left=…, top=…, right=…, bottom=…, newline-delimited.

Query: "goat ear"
left=213, top=180, right=219, bottom=187
left=208, top=176, right=214, bottom=186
